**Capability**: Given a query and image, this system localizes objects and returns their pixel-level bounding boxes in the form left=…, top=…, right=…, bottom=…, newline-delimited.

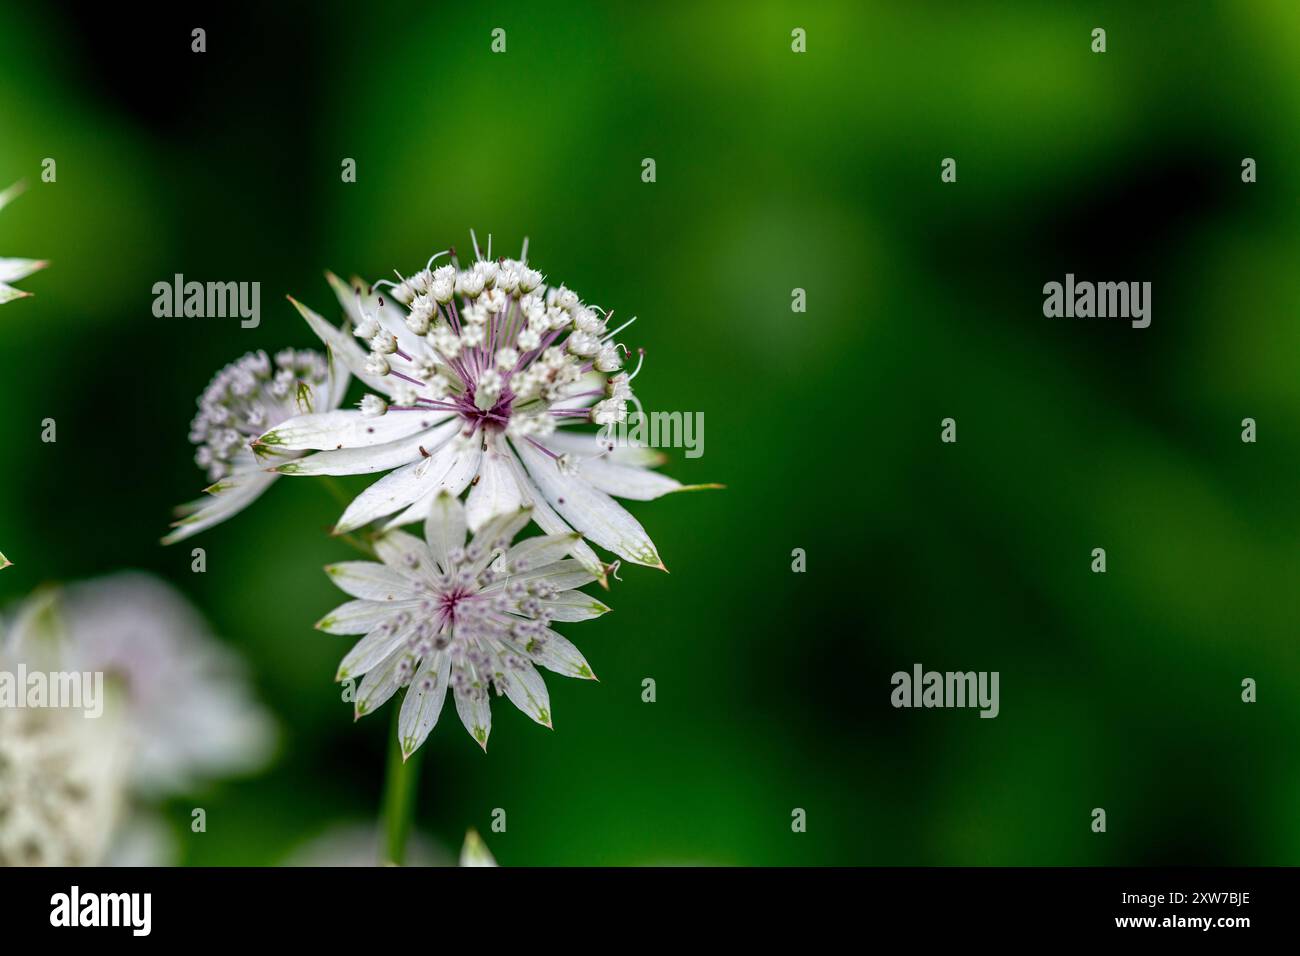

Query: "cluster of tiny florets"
left=188, top=349, right=328, bottom=482
left=381, top=546, right=561, bottom=703
left=357, top=250, right=642, bottom=439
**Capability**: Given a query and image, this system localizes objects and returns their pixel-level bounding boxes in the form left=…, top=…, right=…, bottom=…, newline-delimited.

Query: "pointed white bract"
left=164, top=348, right=348, bottom=544
left=459, top=828, right=498, bottom=867
left=0, top=182, right=47, bottom=305
left=319, top=493, right=608, bottom=756
left=261, top=242, right=701, bottom=582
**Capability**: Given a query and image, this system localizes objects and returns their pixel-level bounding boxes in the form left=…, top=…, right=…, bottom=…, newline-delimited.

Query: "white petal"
left=485, top=558, right=600, bottom=592
left=465, top=437, right=523, bottom=532
left=531, top=589, right=610, bottom=622
left=324, top=561, right=413, bottom=601
left=566, top=456, right=686, bottom=500
left=459, top=830, right=497, bottom=867
left=289, top=295, right=391, bottom=394
left=259, top=408, right=439, bottom=453
left=520, top=629, right=597, bottom=680
left=501, top=453, right=607, bottom=583
left=514, top=439, right=664, bottom=568
left=0, top=281, right=31, bottom=304
left=545, top=431, right=668, bottom=468
left=452, top=658, right=492, bottom=750
left=327, top=271, right=428, bottom=361
left=425, top=493, right=467, bottom=574
left=467, top=507, right=533, bottom=567
left=354, top=648, right=408, bottom=718
left=162, top=468, right=277, bottom=545
left=334, top=462, right=434, bottom=533
left=0, top=181, right=24, bottom=212
left=372, top=530, right=437, bottom=580
left=277, top=419, right=457, bottom=476
left=398, top=652, right=451, bottom=758
left=375, top=437, right=484, bottom=531
left=0, top=258, right=48, bottom=283
left=337, top=623, right=411, bottom=681
left=494, top=652, right=552, bottom=727
left=324, top=348, right=351, bottom=411
left=316, top=599, right=418, bottom=635
left=505, top=532, right=582, bottom=573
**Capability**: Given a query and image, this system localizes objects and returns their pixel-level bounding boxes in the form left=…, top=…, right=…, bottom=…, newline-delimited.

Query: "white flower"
left=317, top=493, right=608, bottom=756
left=281, top=825, right=494, bottom=867
left=0, top=574, right=276, bottom=864
left=280, top=823, right=447, bottom=867
left=0, top=693, right=132, bottom=866
left=0, top=182, right=47, bottom=306
left=0, top=550, right=10, bottom=571
left=164, top=348, right=347, bottom=544
left=258, top=244, right=713, bottom=584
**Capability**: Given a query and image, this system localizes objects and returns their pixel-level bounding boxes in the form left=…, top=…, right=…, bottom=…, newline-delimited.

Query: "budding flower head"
left=165, top=348, right=346, bottom=544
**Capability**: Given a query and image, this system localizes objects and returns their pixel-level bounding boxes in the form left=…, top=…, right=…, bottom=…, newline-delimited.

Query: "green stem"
left=319, top=476, right=352, bottom=508
left=380, top=698, right=423, bottom=866
left=336, top=532, right=379, bottom=559
left=314, top=478, right=379, bottom=558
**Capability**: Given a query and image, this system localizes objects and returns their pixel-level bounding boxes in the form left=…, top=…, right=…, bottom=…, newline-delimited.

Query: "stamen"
left=526, top=437, right=560, bottom=460
left=627, top=347, right=646, bottom=382
left=602, top=315, right=637, bottom=343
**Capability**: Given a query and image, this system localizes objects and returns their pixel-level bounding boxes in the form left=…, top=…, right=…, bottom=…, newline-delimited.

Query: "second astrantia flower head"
left=318, top=492, right=607, bottom=757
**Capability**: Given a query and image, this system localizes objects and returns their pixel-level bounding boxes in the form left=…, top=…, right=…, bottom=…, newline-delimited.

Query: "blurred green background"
left=2, top=0, right=1298, bottom=865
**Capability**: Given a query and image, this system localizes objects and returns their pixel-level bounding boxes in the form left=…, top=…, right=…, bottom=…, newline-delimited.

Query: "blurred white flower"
left=280, top=823, right=447, bottom=867
left=55, top=572, right=276, bottom=795
left=258, top=240, right=710, bottom=584
left=165, top=349, right=348, bottom=544
left=0, top=573, right=276, bottom=865
left=318, top=493, right=607, bottom=755
left=458, top=828, right=497, bottom=867
left=0, top=551, right=9, bottom=570
left=281, top=824, right=496, bottom=867
left=0, top=182, right=46, bottom=305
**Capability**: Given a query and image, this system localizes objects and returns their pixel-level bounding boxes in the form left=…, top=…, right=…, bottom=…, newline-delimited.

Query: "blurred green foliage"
left=1, top=1, right=1298, bottom=864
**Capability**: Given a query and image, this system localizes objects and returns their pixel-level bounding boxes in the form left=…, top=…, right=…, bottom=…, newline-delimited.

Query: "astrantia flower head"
left=164, top=348, right=347, bottom=543
left=317, top=492, right=608, bottom=757
left=0, top=181, right=47, bottom=305
left=0, top=574, right=275, bottom=863
left=258, top=236, right=715, bottom=584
